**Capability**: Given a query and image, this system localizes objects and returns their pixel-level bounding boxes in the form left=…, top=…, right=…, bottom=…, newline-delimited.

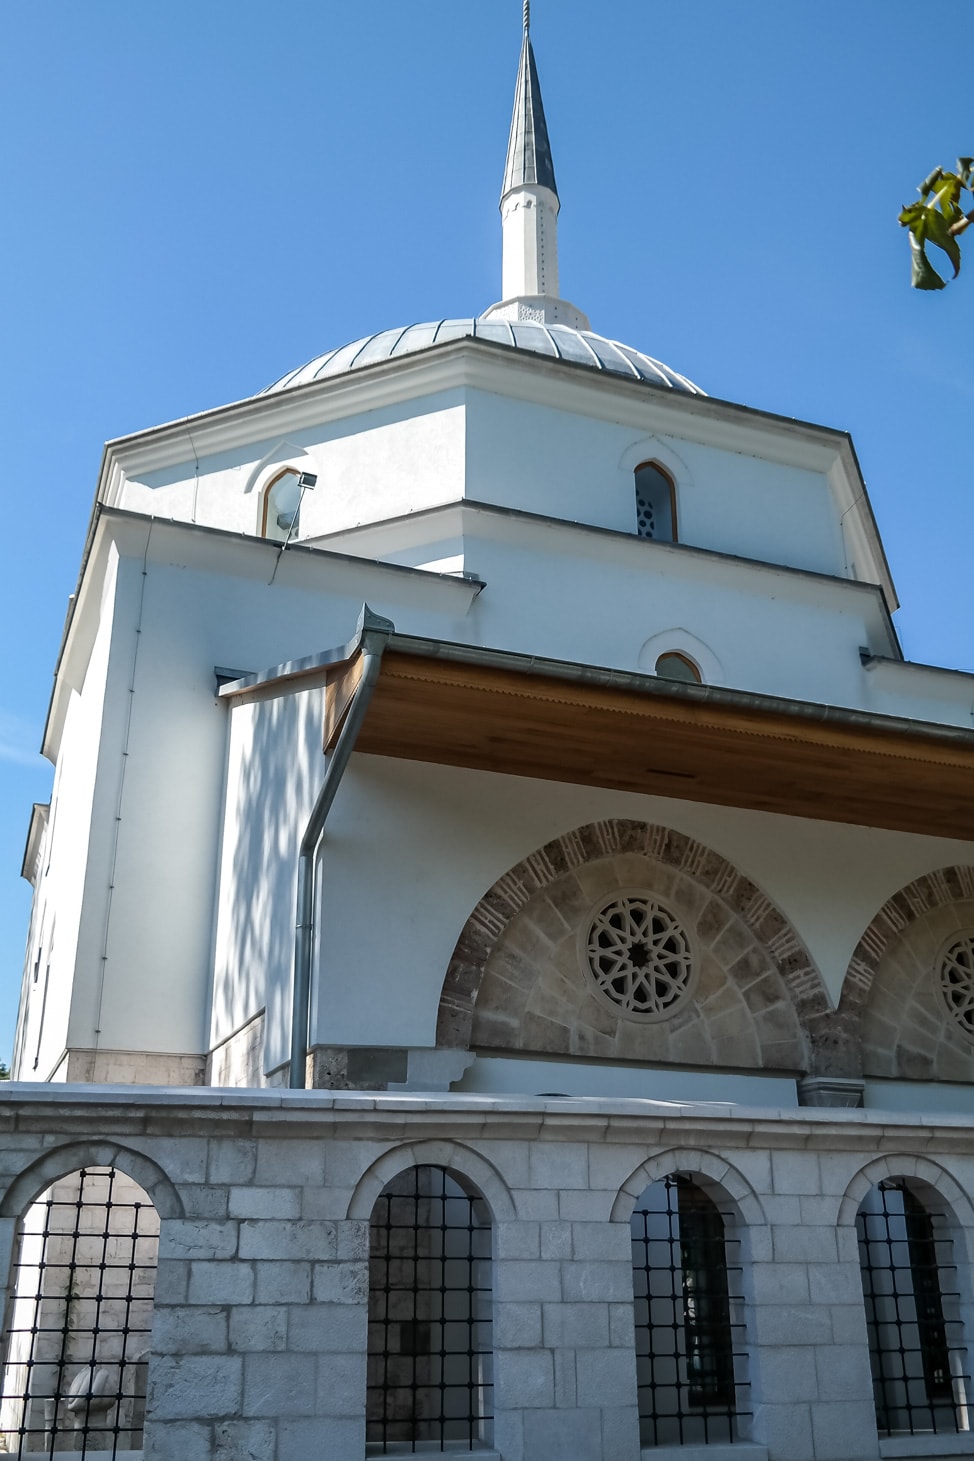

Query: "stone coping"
left=0, top=1082, right=973, bottom=1132
left=879, top=1434, right=974, bottom=1458
left=365, top=1449, right=501, bottom=1459
left=642, top=1446, right=769, bottom=1461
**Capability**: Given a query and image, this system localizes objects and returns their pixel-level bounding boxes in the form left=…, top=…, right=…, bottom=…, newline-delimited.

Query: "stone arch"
left=838, top=1153, right=974, bottom=1235
left=843, top=868, right=974, bottom=1009
left=0, top=1141, right=185, bottom=1221
left=611, top=1148, right=766, bottom=1228
left=437, top=820, right=830, bottom=1074
left=346, top=1140, right=516, bottom=1223
left=841, top=867, right=974, bottom=1082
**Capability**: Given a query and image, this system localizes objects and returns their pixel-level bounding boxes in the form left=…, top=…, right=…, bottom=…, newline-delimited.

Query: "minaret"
left=482, top=2, right=589, bottom=329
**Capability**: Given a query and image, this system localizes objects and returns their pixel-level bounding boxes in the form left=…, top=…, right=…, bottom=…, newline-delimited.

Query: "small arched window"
left=635, top=462, right=677, bottom=543
left=0, top=1166, right=159, bottom=1454
left=367, top=1165, right=493, bottom=1452
left=631, top=1174, right=742, bottom=1446
left=260, top=468, right=303, bottom=542
left=655, top=652, right=702, bottom=684
left=857, top=1180, right=965, bottom=1436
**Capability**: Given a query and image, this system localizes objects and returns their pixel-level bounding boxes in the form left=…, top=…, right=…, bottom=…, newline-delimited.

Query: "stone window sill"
left=641, top=1444, right=769, bottom=1461
left=366, top=1448, right=500, bottom=1459
left=880, top=1434, right=974, bottom=1458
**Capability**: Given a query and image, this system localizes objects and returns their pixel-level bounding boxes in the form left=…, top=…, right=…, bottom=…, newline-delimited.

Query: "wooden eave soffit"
left=324, top=650, right=974, bottom=840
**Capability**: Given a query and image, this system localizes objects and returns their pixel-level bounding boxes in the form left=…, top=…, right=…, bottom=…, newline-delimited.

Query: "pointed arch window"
left=260, top=467, right=304, bottom=542
left=635, top=461, right=677, bottom=543
left=367, top=1165, right=493, bottom=1453
left=630, top=1174, right=745, bottom=1447
left=856, top=1180, right=967, bottom=1436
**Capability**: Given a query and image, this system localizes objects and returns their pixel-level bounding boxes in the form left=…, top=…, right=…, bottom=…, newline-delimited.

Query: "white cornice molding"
left=93, top=338, right=896, bottom=610
left=307, top=497, right=899, bottom=652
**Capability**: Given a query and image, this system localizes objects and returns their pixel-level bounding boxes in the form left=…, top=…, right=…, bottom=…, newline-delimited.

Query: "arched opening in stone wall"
left=841, top=868, right=974, bottom=1085
left=630, top=1173, right=747, bottom=1447
left=0, top=1165, right=159, bottom=1456
left=438, top=821, right=828, bottom=1081
left=366, top=1165, right=493, bottom=1453
left=856, top=1177, right=970, bottom=1439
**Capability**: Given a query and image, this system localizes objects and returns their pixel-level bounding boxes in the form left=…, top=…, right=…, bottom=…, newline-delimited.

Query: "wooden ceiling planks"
left=336, top=651, right=974, bottom=840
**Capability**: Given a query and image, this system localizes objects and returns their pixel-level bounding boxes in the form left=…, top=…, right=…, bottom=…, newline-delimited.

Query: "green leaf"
left=899, top=200, right=926, bottom=229
left=923, top=206, right=962, bottom=276
left=909, top=233, right=947, bottom=289
left=932, top=171, right=963, bottom=217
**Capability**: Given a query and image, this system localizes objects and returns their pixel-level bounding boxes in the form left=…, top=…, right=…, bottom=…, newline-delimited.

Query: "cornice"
left=0, top=1085, right=972, bottom=1155
left=90, top=340, right=896, bottom=612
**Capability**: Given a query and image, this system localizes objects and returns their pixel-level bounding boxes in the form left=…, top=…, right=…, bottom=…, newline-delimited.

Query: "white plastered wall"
left=213, top=703, right=974, bottom=1078
left=13, top=551, right=123, bottom=1079
left=462, top=389, right=845, bottom=577
left=114, top=382, right=847, bottom=586
left=117, top=389, right=467, bottom=540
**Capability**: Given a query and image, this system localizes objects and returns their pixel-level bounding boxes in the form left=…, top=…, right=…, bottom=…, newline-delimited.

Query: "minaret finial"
left=480, top=2, right=590, bottom=331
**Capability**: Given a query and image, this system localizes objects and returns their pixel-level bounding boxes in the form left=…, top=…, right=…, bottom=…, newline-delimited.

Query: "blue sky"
left=1, top=0, right=972, bottom=1060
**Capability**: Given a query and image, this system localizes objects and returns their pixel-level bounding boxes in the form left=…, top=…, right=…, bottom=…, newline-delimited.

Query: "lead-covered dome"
left=262, top=318, right=703, bottom=396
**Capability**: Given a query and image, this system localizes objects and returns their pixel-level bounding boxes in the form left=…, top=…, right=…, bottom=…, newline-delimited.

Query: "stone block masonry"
left=0, top=1087, right=971, bottom=1460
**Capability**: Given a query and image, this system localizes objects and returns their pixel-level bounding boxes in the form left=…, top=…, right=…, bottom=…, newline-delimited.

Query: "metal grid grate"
left=635, top=484, right=656, bottom=539
left=857, top=1180, right=968, bottom=1436
left=631, top=1174, right=747, bottom=1447
left=366, top=1165, right=492, bottom=1454
left=0, top=1166, right=158, bottom=1457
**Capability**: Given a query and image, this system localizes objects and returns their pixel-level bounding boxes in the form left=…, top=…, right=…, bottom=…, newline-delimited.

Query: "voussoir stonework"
left=841, top=868, right=974, bottom=1082
left=437, top=821, right=831, bottom=1074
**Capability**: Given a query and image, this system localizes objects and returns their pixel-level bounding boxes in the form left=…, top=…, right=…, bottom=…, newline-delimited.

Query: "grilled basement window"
left=634, top=461, right=677, bottom=542
left=857, top=1179, right=969, bottom=1436
left=0, top=1166, right=159, bottom=1457
left=631, top=1174, right=746, bottom=1447
left=367, top=1165, right=493, bottom=1454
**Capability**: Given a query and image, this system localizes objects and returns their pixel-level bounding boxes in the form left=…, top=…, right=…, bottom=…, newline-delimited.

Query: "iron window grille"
left=857, top=1180, right=969, bottom=1436
left=631, top=1174, right=748, bottom=1447
left=366, top=1165, right=493, bottom=1454
left=0, top=1166, right=158, bottom=1458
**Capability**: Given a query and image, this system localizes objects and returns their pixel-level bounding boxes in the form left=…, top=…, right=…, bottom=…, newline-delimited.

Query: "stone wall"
left=0, top=1087, right=973, bottom=1460
left=842, top=869, right=974, bottom=1084
left=438, top=821, right=832, bottom=1079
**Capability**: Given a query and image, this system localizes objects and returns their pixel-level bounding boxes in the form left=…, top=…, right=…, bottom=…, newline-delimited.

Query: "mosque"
left=4, top=8, right=974, bottom=1460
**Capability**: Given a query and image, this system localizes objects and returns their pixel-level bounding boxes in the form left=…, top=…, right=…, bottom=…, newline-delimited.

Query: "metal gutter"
left=287, top=606, right=395, bottom=1089
left=221, top=624, right=974, bottom=754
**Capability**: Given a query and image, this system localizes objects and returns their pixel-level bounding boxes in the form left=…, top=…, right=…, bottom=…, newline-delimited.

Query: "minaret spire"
left=481, top=5, right=589, bottom=330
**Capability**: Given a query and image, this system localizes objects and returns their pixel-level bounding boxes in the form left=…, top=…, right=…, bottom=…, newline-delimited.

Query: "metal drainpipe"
left=288, top=641, right=386, bottom=1089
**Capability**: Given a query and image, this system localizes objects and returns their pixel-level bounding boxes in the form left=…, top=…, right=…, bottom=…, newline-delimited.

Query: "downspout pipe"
left=288, top=607, right=393, bottom=1088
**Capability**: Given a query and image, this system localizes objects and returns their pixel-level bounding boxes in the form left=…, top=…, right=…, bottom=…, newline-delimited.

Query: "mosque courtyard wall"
left=0, top=1087, right=973, bottom=1461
